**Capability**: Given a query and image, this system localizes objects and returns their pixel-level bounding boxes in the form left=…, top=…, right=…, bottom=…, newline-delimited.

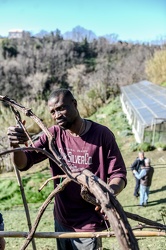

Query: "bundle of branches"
left=0, top=95, right=165, bottom=250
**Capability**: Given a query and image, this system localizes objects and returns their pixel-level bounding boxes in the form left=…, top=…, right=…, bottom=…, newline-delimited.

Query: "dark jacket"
left=131, top=157, right=146, bottom=173
left=0, top=213, right=3, bottom=224
left=141, top=166, right=154, bottom=186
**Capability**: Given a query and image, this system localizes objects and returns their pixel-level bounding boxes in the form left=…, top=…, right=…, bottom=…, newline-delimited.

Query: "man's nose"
left=54, top=110, right=62, bottom=119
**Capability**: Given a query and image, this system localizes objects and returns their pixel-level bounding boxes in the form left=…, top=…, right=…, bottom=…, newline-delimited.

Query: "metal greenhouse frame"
left=120, top=80, right=166, bottom=144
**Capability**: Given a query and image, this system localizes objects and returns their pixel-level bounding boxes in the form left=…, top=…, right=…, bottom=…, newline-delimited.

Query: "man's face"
left=48, top=94, right=78, bottom=129
left=138, top=153, right=144, bottom=160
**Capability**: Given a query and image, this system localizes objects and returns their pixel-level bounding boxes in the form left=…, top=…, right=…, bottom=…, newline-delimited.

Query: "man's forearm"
left=109, top=178, right=125, bottom=196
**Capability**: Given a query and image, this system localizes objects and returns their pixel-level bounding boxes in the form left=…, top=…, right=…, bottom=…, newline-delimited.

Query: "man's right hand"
left=7, top=126, right=28, bottom=147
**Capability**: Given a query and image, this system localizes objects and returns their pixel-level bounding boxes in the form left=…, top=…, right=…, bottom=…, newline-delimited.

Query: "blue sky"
left=0, top=0, right=166, bottom=42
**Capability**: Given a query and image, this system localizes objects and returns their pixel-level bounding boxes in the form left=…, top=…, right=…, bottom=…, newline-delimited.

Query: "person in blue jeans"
left=130, top=151, right=146, bottom=198
left=0, top=213, right=5, bottom=250
left=133, top=158, right=154, bottom=207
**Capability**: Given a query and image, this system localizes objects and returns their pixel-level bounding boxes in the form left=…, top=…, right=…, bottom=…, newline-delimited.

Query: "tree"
left=2, top=39, right=18, bottom=59
left=145, top=49, right=166, bottom=85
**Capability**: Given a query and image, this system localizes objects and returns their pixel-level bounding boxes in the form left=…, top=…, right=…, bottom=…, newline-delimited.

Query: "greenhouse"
left=120, top=80, right=166, bottom=145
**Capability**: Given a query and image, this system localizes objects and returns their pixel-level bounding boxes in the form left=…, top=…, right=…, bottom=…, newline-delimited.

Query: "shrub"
left=120, top=129, right=133, bottom=137
left=154, top=142, right=166, bottom=150
left=138, top=142, right=155, bottom=152
left=129, top=142, right=155, bottom=152
left=129, top=142, right=139, bottom=152
left=145, top=49, right=166, bottom=85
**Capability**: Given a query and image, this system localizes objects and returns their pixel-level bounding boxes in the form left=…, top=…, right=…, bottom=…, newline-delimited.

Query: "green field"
left=1, top=150, right=165, bottom=250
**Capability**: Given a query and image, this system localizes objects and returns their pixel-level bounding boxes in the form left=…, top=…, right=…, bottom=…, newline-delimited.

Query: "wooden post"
left=13, top=165, right=37, bottom=250
left=0, top=231, right=165, bottom=238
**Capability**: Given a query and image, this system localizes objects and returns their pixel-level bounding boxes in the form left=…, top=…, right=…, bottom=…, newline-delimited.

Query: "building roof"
left=120, top=80, right=166, bottom=127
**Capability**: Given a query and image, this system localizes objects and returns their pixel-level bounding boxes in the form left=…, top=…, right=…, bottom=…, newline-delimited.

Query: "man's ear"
left=73, top=99, right=77, bottom=107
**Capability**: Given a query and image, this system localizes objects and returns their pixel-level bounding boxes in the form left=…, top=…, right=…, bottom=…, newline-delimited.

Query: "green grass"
left=1, top=157, right=165, bottom=250
left=0, top=171, right=53, bottom=210
left=0, top=96, right=166, bottom=249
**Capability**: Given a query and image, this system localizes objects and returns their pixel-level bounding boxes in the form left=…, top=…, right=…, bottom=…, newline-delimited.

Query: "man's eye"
left=59, top=106, right=65, bottom=111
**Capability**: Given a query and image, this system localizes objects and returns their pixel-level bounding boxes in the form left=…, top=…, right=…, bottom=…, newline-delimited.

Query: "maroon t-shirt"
left=24, top=121, right=127, bottom=232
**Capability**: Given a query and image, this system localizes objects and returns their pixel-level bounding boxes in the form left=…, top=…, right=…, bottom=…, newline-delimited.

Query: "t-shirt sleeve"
left=104, top=129, right=127, bottom=186
left=21, top=132, right=49, bottom=171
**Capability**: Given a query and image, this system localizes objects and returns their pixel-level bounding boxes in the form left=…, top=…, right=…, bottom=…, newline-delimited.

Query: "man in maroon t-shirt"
left=7, top=89, right=127, bottom=250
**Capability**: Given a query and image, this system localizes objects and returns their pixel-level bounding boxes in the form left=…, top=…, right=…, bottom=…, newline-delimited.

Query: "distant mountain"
left=33, top=26, right=119, bottom=43
left=63, top=25, right=97, bottom=42
left=34, top=29, right=49, bottom=38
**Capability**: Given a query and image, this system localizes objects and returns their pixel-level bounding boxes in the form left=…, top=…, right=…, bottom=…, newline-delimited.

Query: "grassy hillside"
left=0, top=97, right=165, bottom=249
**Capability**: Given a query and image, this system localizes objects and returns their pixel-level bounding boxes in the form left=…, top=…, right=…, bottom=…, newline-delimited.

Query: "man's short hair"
left=48, top=88, right=74, bottom=101
left=145, top=158, right=150, bottom=164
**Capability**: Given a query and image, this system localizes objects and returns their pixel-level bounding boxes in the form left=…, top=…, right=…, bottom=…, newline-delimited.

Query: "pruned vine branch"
left=1, top=146, right=165, bottom=249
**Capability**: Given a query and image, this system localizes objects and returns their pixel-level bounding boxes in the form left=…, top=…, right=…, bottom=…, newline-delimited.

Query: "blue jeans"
left=140, top=185, right=150, bottom=205
left=54, top=220, right=102, bottom=250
